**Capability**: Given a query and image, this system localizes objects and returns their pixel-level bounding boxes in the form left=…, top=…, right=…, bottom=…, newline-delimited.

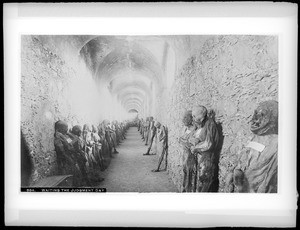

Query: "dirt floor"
left=98, top=127, right=178, bottom=192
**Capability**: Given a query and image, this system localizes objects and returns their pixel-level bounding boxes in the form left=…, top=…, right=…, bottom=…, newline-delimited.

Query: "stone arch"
left=123, top=99, right=143, bottom=109
left=121, top=96, right=144, bottom=107
left=125, top=102, right=142, bottom=111
left=95, top=40, right=163, bottom=85
left=126, top=105, right=140, bottom=113
left=128, top=109, right=139, bottom=114
left=116, top=88, right=149, bottom=111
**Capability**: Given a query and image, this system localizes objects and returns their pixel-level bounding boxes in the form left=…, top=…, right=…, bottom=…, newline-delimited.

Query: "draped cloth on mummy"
left=237, top=134, right=278, bottom=193
left=180, top=126, right=197, bottom=192
left=193, top=118, right=220, bottom=192
left=233, top=100, right=278, bottom=193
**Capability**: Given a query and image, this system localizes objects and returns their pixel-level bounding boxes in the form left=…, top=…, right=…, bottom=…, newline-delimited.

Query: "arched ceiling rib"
left=120, top=96, right=144, bottom=109
left=116, top=81, right=149, bottom=93
left=121, top=95, right=143, bottom=106
left=128, top=109, right=138, bottom=113
left=123, top=96, right=143, bottom=104
left=117, top=89, right=147, bottom=103
left=95, top=41, right=163, bottom=85
left=110, top=74, right=152, bottom=113
left=114, top=85, right=151, bottom=106
left=125, top=102, right=141, bottom=111
left=127, top=106, right=140, bottom=113
left=109, top=72, right=151, bottom=93
left=123, top=99, right=143, bottom=108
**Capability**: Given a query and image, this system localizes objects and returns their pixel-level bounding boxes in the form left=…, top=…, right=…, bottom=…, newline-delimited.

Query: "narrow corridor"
left=20, top=35, right=280, bottom=193
left=99, top=127, right=178, bottom=192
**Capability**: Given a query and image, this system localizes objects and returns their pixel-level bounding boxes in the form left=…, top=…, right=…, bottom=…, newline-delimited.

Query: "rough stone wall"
left=164, top=35, right=278, bottom=192
left=21, top=36, right=101, bottom=185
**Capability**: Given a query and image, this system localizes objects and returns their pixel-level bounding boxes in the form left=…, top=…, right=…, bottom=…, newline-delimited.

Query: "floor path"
left=99, top=127, right=178, bottom=192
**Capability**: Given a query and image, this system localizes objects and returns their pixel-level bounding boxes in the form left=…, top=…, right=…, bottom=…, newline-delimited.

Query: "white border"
left=4, top=3, right=298, bottom=227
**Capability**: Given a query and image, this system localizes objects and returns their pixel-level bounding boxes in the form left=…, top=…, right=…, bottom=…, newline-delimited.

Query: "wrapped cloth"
left=193, top=118, right=220, bottom=192
left=54, top=121, right=76, bottom=175
left=233, top=100, right=278, bottom=193
left=154, top=124, right=168, bottom=171
left=179, top=126, right=197, bottom=192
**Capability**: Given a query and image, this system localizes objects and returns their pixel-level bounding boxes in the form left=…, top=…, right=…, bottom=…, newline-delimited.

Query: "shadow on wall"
left=209, top=109, right=225, bottom=193
left=21, top=131, right=33, bottom=187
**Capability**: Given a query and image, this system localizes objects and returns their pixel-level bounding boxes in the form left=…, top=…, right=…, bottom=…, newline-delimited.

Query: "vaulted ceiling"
left=79, top=35, right=168, bottom=116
